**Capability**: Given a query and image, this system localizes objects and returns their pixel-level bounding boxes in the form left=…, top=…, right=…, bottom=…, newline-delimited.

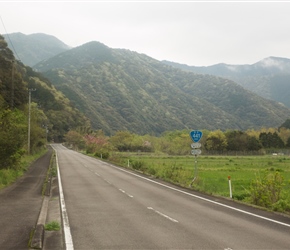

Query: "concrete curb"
left=31, top=196, right=50, bottom=249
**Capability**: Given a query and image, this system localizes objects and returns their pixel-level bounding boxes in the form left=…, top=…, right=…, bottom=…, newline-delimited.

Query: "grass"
left=109, top=152, right=290, bottom=212
left=45, top=221, right=60, bottom=231
left=0, top=149, right=48, bottom=190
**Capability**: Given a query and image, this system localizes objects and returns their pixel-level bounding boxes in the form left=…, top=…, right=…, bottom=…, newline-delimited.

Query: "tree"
left=205, top=130, right=227, bottom=151
left=279, top=118, right=290, bottom=130
left=225, top=130, right=249, bottom=151
left=278, top=127, right=290, bottom=145
left=0, top=109, right=27, bottom=169
left=259, top=132, right=284, bottom=148
left=246, top=136, right=262, bottom=151
left=64, top=130, right=85, bottom=150
left=109, top=131, right=134, bottom=151
left=286, top=137, right=290, bottom=148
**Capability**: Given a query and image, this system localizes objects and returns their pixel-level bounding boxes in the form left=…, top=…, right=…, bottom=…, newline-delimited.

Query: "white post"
left=228, top=176, right=232, bottom=199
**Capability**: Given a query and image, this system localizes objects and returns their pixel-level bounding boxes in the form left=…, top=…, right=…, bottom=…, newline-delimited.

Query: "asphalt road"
left=0, top=148, right=52, bottom=250
left=53, top=144, right=290, bottom=250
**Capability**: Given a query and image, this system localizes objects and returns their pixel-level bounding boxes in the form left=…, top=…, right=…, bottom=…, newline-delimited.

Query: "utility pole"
left=11, top=60, right=14, bottom=109
left=28, top=88, right=36, bottom=154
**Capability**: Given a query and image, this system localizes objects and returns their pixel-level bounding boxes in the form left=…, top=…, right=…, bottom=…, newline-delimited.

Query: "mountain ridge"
left=34, top=41, right=290, bottom=135
left=3, top=32, right=71, bottom=67
left=163, top=57, right=290, bottom=107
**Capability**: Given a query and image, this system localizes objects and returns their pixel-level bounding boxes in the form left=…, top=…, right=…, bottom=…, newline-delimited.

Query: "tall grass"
left=109, top=152, right=290, bottom=212
left=0, top=149, right=48, bottom=190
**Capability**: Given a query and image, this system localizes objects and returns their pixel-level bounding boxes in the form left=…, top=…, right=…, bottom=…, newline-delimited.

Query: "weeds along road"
left=52, top=144, right=290, bottom=250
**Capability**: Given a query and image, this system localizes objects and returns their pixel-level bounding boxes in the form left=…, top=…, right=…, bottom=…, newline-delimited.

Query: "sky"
left=1, top=1, right=290, bottom=66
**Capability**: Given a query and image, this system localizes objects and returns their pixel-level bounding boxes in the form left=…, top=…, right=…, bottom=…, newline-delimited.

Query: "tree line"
left=64, top=122, right=290, bottom=158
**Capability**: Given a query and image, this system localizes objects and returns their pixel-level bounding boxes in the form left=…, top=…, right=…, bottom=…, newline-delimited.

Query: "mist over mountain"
left=33, top=41, right=290, bottom=135
left=3, top=32, right=71, bottom=67
left=163, top=57, right=290, bottom=108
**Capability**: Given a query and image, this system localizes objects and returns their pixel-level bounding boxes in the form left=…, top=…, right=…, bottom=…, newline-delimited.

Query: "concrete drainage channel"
left=30, top=153, right=63, bottom=250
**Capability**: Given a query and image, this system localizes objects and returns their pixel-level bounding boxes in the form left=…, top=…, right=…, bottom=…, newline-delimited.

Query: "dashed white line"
left=104, top=179, right=111, bottom=185
left=147, top=207, right=178, bottom=223
left=119, top=189, right=134, bottom=198
left=102, top=161, right=290, bottom=228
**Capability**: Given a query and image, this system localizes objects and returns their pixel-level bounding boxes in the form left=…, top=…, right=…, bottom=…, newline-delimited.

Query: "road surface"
left=52, top=144, right=290, bottom=250
left=0, top=149, right=52, bottom=250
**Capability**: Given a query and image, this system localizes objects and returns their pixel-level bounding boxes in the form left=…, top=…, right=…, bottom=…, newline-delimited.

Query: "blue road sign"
left=190, top=130, right=203, bottom=143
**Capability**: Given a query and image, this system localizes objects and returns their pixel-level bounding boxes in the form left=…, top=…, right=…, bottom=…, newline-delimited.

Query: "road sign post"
left=189, top=130, right=202, bottom=187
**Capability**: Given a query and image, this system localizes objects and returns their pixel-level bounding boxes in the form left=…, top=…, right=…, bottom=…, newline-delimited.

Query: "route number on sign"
left=190, top=130, right=203, bottom=143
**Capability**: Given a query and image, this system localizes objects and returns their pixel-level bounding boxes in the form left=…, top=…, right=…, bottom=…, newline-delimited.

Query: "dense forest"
left=0, top=34, right=88, bottom=170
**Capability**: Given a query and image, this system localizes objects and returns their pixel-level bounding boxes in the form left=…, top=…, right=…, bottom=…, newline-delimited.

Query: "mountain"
left=3, top=32, right=71, bottom=67
left=34, top=41, right=290, bottom=135
left=0, top=34, right=89, bottom=142
left=163, top=57, right=290, bottom=108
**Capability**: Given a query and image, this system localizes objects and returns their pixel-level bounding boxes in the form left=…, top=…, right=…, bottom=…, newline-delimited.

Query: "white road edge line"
left=148, top=207, right=178, bottom=223
left=102, top=162, right=290, bottom=228
left=55, top=150, right=74, bottom=250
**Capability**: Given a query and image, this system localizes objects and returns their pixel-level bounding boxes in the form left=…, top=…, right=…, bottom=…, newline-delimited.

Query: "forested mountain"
left=0, top=34, right=88, bottom=144
left=3, top=32, right=71, bottom=67
left=34, top=41, right=290, bottom=135
left=163, top=57, right=290, bottom=108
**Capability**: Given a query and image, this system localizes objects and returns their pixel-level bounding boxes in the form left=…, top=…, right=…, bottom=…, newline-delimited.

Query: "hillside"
left=163, top=57, right=290, bottom=108
left=3, top=32, right=71, bottom=67
left=34, top=41, right=290, bottom=135
left=0, top=34, right=89, bottom=142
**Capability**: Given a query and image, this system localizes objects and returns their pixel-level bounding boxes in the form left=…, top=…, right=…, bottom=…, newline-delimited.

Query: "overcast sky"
left=1, top=1, right=290, bottom=66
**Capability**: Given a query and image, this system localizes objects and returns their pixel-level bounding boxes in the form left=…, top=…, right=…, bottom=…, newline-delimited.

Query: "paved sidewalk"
left=0, top=149, right=52, bottom=250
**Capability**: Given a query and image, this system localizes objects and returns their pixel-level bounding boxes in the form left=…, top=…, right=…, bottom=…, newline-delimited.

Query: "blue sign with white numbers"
left=190, top=130, right=203, bottom=143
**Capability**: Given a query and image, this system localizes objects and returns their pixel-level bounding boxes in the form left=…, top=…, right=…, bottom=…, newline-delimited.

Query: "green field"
left=111, top=153, right=290, bottom=212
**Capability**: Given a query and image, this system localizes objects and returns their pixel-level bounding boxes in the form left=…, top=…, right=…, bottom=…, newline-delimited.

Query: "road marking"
left=119, top=188, right=134, bottom=198
left=101, top=161, right=290, bottom=228
left=104, top=179, right=111, bottom=185
left=95, top=172, right=100, bottom=176
left=55, top=151, right=74, bottom=250
left=147, top=207, right=178, bottom=223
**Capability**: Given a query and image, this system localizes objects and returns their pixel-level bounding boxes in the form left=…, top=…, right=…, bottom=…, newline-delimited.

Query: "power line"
left=0, top=15, right=21, bottom=61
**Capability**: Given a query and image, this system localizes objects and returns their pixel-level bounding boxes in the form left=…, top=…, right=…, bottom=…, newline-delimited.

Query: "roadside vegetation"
left=114, top=153, right=290, bottom=213
left=0, top=149, right=47, bottom=190
left=64, top=124, right=290, bottom=213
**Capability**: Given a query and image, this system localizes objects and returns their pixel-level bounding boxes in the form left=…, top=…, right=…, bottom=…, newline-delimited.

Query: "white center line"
left=119, top=189, right=134, bottom=198
left=102, top=161, right=290, bottom=228
left=148, top=207, right=178, bottom=223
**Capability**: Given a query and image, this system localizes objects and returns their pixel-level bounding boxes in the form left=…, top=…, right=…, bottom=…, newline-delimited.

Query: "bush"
left=272, top=199, right=290, bottom=212
left=131, top=160, right=145, bottom=171
left=94, top=151, right=110, bottom=159
left=249, top=171, right=284, bottom=208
